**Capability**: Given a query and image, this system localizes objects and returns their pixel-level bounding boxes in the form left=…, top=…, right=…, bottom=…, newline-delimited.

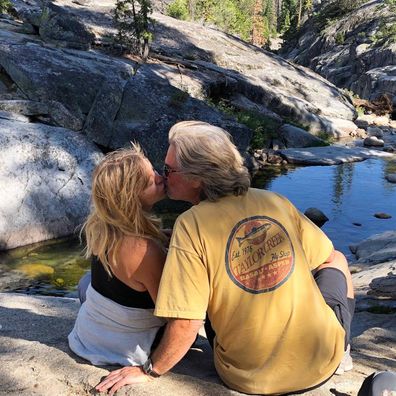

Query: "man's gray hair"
left=169, top=121, right=250, bottom=201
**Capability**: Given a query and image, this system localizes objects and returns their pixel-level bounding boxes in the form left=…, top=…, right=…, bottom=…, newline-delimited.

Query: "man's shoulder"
left=251, top=188, right=291, bottom=201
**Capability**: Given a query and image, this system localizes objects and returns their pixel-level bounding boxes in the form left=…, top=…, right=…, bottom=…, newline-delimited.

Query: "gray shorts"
left=314, top=267, right=355, bottom=348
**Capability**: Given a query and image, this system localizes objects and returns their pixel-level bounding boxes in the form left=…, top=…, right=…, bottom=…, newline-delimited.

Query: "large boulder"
left=281, top=1, right=396, bottom=105
left=349, top=230, right=396, bottom=265
left=278, top=124, right=326, bottom=148
left=149, top=13, right=357, bottom=139
left=0, top=27, right=135, bottom=120
left=0, top=27, right=252, bottom=168
left=7, top=0, right=358, bottom=143
left=0, top=118, right=103, bottom=250
left=85, top=65, right=252, bottom=165
left=39, top=3, right=95, bottom=50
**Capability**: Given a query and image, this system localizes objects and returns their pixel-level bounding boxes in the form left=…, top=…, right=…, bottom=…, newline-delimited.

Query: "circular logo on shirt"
left=225, top=216, right=295, bottom=294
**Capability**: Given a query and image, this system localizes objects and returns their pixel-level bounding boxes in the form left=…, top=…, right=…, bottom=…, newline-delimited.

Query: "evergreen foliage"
left=113, top=0, right=153, bottom=59
left=314, top=0, right=363, bottom=29
left=165, top=0, right=318, bottom=45
left=0, top=0, right=11, bottom=14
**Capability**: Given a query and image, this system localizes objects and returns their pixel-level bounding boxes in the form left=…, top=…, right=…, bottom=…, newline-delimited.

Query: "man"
left=96, top=121, right=355, bottom=395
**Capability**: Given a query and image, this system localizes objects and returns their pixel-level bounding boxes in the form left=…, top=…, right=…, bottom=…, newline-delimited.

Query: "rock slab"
left=0, top=292, right=395, bottom=396
left=0, top=118, right=103, bottom=250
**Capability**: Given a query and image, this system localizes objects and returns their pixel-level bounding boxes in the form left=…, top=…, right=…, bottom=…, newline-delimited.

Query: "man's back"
left=155, top=188, right=345, bottom=394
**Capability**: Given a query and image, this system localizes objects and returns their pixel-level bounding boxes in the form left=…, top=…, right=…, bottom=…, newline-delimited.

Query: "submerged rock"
left=374, top=212, right=392, bottom=219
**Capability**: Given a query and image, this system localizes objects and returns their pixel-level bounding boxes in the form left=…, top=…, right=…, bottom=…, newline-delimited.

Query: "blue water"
left=253, top=159, right=396, bottom=260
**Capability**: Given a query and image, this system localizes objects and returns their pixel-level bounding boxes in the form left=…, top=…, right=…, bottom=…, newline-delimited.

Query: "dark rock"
left=386, top=173, right=396, bottom=183
left=364, top=136, right=384, bottom=147
left=369, top=274, right=396, bottom=298
left=374, top=212, right=392, bottom=219
left=304, top=207, right=329, bottom=228
left=279, top=124, right=326, bottom=148
left=39, top=4, right=95, bottom=50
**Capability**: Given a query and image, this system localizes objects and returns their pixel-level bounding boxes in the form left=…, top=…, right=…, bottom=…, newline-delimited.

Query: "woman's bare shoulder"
left=113, top=236, right=166, bottom=295
left=117, top=236, right=165, bottom=271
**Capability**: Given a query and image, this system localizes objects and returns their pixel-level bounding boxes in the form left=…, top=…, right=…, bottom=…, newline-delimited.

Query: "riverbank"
left=0, top=231, right=395, bottom=396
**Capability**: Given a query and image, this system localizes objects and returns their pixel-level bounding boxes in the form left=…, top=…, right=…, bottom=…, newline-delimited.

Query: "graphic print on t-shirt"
left=225, top=216, right=295, bottom=294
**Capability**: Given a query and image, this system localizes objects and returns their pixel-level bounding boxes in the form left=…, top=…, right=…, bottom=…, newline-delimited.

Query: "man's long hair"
left=82, top=143, right=165, bottom=275
left=169, top=121, right=250, bottom=201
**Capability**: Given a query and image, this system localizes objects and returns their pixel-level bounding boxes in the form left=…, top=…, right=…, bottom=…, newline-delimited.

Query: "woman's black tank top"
left=91, top=256, right=154, bottom=309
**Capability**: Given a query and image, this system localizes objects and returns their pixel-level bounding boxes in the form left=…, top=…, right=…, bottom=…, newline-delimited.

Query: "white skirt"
left=68, top=284, right=166, bottom=366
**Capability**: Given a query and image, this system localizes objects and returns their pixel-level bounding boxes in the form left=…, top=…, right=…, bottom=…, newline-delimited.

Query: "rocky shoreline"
left=0, top=231, right=395, bottom=396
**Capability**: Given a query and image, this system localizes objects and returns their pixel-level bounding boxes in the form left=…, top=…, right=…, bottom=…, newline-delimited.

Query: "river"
left=1, top=158, right=395, bottom=297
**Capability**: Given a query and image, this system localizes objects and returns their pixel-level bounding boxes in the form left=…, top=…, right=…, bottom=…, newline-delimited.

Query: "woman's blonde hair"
left=169, top=121, right=250, bottom=201
left=82, top=143, right=165, bottom=275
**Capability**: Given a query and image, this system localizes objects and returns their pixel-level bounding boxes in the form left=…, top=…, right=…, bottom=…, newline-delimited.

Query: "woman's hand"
left=95, top=366, right=153, bottom=395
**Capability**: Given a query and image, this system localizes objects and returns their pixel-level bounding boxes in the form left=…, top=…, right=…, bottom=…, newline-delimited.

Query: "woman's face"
left=139, top=159, right=166, bottom=210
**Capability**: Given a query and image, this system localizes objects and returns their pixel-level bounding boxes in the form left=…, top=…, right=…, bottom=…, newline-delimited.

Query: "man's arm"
left=95, top=318, right=203, bottom=396
left=314, top=249, right=354, bottom=298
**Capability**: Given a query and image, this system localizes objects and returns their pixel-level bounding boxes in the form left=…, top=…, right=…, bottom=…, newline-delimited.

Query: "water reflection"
left=332, top=162, right=354, bottom=209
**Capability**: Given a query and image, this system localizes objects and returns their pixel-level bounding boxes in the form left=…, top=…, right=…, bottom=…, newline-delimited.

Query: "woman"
left=68, top=144, right=168, bottom=366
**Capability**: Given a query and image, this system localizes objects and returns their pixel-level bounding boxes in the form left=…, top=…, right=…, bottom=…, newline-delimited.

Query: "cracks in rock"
left=54, top=168, right=76, bottom=200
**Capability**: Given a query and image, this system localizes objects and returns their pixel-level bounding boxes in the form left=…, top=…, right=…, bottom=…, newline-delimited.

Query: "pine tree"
left=113, top=0, right=153, bottom=60
left=252, top=0, right=266, bottom=46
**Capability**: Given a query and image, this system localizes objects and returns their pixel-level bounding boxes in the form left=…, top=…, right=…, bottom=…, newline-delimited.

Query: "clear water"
left=252, top=158, right=396, bottom=260
left=0, top=238, right=89, bottom=297
left=1, top=158, right=395, bottom=297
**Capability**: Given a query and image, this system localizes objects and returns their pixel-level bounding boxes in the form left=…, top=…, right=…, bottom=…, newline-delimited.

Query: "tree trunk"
left=252, top=0, right=266, bottom=46
left=297, top=0, right=302, bottom=28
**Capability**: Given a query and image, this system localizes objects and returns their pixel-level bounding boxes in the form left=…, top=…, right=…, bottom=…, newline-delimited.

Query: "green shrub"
left=167, top=0, right=189, bottom=20
left=0, top=0, right=11, bottom=14
left=335, top=31, right=345, bottom=44
left=356, top=106, right=365, bottom=117
left=372, top=20, right=396, bottom=45
left=208, top=99, right=281, bottom=149
left=316, top=131, right=334, bottom=145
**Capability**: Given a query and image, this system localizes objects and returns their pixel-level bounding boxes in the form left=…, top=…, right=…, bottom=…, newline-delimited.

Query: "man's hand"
left=95, top=366, right=152, bottom=395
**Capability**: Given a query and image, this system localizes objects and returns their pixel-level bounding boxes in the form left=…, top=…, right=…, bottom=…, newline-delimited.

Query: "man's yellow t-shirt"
left=154, top=189, right=345, bottom=394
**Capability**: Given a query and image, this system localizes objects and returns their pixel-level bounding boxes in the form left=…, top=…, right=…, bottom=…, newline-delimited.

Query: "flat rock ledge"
left=278, top=145, right=395, bottom=165
left=0, top=290, right=395, bottom=396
